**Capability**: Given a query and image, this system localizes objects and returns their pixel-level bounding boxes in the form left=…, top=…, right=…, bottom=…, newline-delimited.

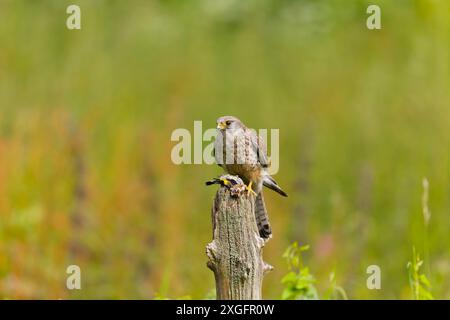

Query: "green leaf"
left=281, top=272, right=297, bottom=284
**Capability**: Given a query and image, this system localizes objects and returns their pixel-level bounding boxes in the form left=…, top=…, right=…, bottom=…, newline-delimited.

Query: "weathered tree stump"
left=206, top=186, right=273, bottom=300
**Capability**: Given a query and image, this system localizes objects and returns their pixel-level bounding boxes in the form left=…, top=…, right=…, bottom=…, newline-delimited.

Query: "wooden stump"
left=206, top=186, right=273, bottom=300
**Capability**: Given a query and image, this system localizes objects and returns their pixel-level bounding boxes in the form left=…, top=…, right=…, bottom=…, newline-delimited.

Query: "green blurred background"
left=0, top=0, right=449, bottom=299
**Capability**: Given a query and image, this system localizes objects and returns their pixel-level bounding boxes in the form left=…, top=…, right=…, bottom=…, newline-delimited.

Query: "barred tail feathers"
left=255, top=192, right=272, bottom=239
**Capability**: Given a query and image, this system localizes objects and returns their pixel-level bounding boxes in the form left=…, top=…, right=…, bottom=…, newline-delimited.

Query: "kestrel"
left=214, top=116, right=287, bottom=239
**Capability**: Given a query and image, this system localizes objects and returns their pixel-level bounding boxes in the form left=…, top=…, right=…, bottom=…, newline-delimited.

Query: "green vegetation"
left=0, top=0, right=449, bottom=299
left=281, top=242, right=347, bottom=300
left=281, top=243, right=319, bottom=300
left=407, top=247, right=433, bottom=300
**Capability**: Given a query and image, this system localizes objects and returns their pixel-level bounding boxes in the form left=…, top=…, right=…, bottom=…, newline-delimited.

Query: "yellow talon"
left=246, top=181, right=257, bottom=196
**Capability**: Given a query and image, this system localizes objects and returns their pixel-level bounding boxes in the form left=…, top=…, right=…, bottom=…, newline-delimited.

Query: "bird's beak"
left=217, top=121, right=226, bottom=130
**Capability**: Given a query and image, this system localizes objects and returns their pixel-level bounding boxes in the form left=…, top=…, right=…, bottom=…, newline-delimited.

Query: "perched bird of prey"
left=213, top=116, right=288, bottom=239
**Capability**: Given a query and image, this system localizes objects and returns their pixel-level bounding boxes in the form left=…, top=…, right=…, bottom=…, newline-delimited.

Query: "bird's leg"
left=246, top=181, right=257, bottom=196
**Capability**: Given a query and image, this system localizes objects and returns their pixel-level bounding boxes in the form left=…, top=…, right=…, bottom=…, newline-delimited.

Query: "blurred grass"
left=0, top=0, right=449, bottom=299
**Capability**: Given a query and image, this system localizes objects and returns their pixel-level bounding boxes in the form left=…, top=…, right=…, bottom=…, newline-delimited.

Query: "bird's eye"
left=225, top=121, right=231, bottom=126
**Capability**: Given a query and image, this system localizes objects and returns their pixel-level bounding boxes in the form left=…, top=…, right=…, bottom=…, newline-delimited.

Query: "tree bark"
left=206, top=186, right=273, bottom=300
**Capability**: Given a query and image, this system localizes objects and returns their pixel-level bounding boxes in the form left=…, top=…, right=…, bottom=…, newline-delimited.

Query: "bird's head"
left=216, top=116, right=244, bottom=131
